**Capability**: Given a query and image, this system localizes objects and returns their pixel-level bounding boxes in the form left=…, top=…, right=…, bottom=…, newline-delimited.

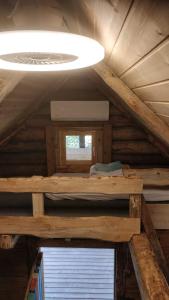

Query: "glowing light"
left=0, top=31, right=104, bottom=71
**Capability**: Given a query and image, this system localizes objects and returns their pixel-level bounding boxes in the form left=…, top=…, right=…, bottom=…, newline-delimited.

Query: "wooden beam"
left=129, top=234, right=169, bottom=300
left=0, top=235, right=19, bottom=249
left=142, top=198, right=169, bottom=282
left=0, top=75, right=68, bottom=147
left=124, top=167, right=169, bottom=188
left=32, top=193, right=44, bottom=217
left=0, top=73, right=24, bottom=104
left=94, top=62, right=169, bottom=149
left=0, top=176, right=143, bottom=194
left=38, top=238, right=117, bottom=248
left=0, top=216, right=140, bottom=242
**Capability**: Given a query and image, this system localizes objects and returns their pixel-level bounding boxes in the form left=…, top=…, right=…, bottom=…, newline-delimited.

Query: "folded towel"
left=90, top=161, right=123, bottom=176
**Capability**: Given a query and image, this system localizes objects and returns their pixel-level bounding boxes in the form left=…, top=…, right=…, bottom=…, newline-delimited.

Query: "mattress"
left=45, top=173, right=169, bottom=202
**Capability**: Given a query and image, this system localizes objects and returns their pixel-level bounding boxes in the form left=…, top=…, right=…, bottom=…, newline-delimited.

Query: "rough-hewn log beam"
left=124, top=167, right=169, bottom=189
left=94, top=62, right=169, bottom=149
left=0, top=73, right=24, bottom=104
left=0, top=176, right=143, bottom=194
left=0, top=75, right=68, bottom=147
left=142, top=198, right=169, bottom=282
left=0, top=216, right=140, bottom=242
left=129, top=234, right=169, bottom=299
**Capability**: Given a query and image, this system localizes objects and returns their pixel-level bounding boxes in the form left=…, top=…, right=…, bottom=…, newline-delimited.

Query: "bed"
left=45, top=172, right=169, bottom=203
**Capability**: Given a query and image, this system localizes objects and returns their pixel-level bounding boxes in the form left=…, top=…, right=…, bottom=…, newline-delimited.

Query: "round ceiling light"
left=0, top=30, right=104, bottom=72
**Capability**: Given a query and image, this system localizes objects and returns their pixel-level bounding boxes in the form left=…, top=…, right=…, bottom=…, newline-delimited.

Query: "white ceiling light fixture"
left=0, top=30, right=104, bottom=72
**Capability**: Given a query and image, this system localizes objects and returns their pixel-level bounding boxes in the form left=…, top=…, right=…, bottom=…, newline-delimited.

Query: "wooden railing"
left=0, top=175, right=143, bottom=243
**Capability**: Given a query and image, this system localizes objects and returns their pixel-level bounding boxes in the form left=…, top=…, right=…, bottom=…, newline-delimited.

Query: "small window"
left=65, top=134, right=92, bottom=161
left=46, top=123, right=112, bottom=175
left=58, top=129, right=99, bottom=172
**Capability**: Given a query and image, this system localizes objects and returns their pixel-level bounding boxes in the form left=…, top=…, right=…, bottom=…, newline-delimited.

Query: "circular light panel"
left=0, top=31, right=105, bottom=71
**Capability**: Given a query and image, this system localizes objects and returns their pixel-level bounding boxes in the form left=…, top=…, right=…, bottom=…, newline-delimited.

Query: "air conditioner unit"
left=50, top=101, right=109, bottom=121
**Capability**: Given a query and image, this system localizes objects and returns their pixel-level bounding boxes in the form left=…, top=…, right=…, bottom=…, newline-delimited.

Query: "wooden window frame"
left=59, top=129, right=96, bottom=166
left=46, top=122, right=112, bottom=175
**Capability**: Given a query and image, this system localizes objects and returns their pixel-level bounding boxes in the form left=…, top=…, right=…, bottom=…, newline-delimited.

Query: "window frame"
left=46, top=122, right=112, bottom=175
left=59, top=129, right=97, bottom=166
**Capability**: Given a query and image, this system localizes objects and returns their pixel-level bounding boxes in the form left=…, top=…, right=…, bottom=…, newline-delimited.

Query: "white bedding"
left=45, top=173, right=169, bottom=202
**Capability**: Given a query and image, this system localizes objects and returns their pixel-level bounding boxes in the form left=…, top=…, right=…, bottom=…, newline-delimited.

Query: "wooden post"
left=32, top=193, right=44, bottom=217
left=142, top=197, right=169, bottom=282
left=46, top=126, right=56, bottom=176
left=129, top=194, right=141, bottom=218
left=129, top=234, right=169, bottom=299
left=0, top=235, right=19, bottom=249
left=103, top=124, right=112, bottom=163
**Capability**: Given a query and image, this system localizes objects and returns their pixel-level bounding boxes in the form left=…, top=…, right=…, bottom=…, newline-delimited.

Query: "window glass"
left=66, top=134, right=92, bottom=161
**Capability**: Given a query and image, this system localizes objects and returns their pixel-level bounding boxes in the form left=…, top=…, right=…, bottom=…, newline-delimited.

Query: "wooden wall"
left=0, top=237, right=38, bottom=300
left=0, top=75, right=168, bottom=177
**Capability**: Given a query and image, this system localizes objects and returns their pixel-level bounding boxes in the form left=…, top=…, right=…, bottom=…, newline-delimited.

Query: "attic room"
left=0, top=0, right=169, bottom=299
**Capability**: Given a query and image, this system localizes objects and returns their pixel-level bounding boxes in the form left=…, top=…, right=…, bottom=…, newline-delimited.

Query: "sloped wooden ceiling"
left=0, top=0, right=169, bottom=150
left=58, top=0, right=169, bottom=122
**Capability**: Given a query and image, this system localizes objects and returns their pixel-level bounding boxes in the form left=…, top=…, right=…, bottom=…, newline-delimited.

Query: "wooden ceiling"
left=57, top=0, right=169, bottom=123
left=0, top=0, right=168, bottom=148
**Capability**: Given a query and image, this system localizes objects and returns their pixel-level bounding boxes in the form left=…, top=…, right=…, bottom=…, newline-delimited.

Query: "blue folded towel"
left=93, top=161, right=122, bottom=172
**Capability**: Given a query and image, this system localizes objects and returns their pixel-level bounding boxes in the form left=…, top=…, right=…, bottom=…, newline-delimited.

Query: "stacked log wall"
left=0, top=78, right=168, bottom=177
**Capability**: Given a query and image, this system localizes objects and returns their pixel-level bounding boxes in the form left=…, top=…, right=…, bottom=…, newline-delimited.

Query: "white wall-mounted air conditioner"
left=50, top=101, right=109, bottom=121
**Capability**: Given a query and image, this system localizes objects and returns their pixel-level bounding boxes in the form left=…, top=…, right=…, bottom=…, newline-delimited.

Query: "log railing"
left=0, top=175, right=142, bottom=242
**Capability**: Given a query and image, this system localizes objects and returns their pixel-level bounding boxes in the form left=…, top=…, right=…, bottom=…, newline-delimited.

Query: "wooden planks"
left=94, top=62, right=169, bottom=149
left=84, top=0, right=133, bottom=58
left=145, top=101, right=169, bottom=116
left=121, top=38, right=169, bottom=88
left=0, top=216, right=140, bottom=242
left=109, top=0, right=169, bottom=75
left=134, top=81, right=169, bottom=103
left=129, top=234, right=169, bottom=299
left=0, top=176, right=143, bottom=194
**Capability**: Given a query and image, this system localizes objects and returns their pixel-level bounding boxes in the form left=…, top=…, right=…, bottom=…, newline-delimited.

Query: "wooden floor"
left=42, top=247, right=115, bottom=300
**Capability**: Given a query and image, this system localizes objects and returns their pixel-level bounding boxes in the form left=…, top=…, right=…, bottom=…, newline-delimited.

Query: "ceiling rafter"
left=0, top=74, right=68, bottom=147
left=93, top=62, right=169, bottom=150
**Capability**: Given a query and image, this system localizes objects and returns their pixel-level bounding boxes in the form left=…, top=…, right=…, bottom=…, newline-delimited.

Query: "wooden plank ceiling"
left=58, top=0, right=169, bottom=124
left=0, top=0, right=168, bottom=149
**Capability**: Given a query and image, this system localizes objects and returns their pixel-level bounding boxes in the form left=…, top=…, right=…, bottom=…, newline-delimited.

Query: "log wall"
left=0, top=75, right=168, bottom=177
